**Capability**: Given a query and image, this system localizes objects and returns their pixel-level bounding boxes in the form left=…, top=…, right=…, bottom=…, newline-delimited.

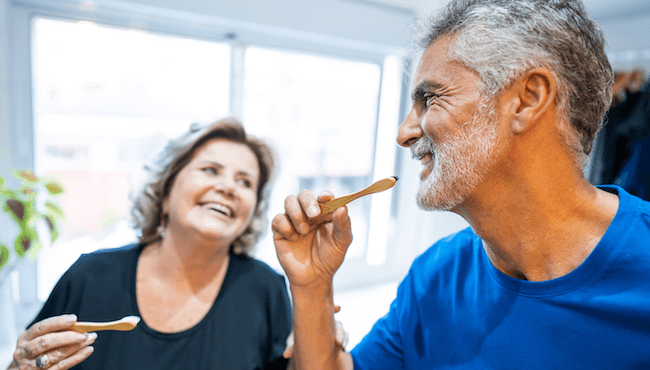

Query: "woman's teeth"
left=204, top=203, right=232, bottom=217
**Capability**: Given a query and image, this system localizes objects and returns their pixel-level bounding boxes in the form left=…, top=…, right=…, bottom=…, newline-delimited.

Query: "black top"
left=31, top=244, right=292, bottom=370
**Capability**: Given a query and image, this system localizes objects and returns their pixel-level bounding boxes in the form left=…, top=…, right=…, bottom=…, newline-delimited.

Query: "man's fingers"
left=284, top=194, right=312, bottom=235
left=297, top=190, right=321, bottom=219
left=331, top=207, right=353, bottom=247
left=317, top=191, right=335, bottom=203
left=23, top=315, right=77, bottom=342
left=272, top=214, right=299, bottom=242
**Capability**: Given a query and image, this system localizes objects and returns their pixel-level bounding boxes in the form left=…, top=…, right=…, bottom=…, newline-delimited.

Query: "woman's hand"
left=272, top=190, right=353, bottom=289
left=9, top=315, right=97, bottom=370
left=283, top=306, right=349, bottom=359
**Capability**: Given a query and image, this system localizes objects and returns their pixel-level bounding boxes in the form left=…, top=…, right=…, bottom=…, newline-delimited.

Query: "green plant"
left=0, top=169, right=65, bottom=273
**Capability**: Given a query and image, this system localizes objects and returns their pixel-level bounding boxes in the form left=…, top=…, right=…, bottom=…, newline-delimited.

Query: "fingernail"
left=65, top=314, right=77, bottom=324
left=88, top=332, right=98, bottom=341
left=307, top=205, right=320, bottom=218
left=77, top=333, right=88, bottom=341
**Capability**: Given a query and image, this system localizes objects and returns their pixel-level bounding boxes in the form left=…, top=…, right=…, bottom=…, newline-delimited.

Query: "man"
left=272, top=0, right=650, bottom=369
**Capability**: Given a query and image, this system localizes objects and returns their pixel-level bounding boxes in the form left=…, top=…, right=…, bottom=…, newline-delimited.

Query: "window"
left=31, top=18, right=232, bottom=300
left=241, top=46, right=383, bottom=269
left=21, top=7, right=405, bottom=303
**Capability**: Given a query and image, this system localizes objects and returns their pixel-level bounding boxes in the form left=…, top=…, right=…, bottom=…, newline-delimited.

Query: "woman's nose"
left=213, top=176, right=235, bottom=197
left=396, top=107, right=424, bottom=148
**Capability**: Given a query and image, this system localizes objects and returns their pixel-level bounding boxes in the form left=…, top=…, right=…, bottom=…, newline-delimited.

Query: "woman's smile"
left=163, top=138, right=260, bottom=246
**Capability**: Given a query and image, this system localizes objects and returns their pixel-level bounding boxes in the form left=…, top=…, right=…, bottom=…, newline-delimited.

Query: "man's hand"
left=272, top=190, right=353, bottom=288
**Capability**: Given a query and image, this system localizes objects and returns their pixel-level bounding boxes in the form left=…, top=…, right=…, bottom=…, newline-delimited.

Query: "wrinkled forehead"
left=411, top=35, right=479, bottom=91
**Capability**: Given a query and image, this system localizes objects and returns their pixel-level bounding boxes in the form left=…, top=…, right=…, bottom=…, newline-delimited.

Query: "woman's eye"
left=237, top=178, right=253, bottom=188
left=202, top=167, right=218, bottom=175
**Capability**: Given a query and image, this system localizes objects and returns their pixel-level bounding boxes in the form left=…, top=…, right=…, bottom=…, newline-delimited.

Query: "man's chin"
left=416, top=177, right=465, bottom=212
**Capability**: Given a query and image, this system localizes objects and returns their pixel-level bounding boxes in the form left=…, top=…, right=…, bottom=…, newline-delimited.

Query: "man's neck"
left=454, top=162, right=619, bottom=282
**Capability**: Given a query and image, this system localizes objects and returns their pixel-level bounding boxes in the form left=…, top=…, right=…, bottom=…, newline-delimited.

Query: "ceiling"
left=367, top=0, right=650, bottom=22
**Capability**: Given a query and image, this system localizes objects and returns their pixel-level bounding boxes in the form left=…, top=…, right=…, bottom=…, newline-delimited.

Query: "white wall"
left=0, top=0, right=11, bottom=177
left=600, top=14, right=650, bottom=71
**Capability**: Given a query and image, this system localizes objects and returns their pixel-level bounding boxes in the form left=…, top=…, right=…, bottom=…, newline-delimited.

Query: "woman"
left=9, top=118, right=292, bottom=369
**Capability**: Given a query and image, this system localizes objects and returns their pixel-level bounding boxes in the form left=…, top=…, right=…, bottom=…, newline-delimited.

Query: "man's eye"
left=424, top=93, right=438, bottom=107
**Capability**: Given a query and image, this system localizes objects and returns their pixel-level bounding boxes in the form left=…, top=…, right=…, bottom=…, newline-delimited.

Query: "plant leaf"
left=14, top=170, right=38, bottom=183
left=45, top=181, right=65, bottom=195
left=14, top=228, right=37, bottom=257
left=0, top=244, right=9, bottom=269
left=45, top=201, right=65, bottom=219
left=50, top=227, right=61, bottom=243
left=6, top=198, right=25, bottom=221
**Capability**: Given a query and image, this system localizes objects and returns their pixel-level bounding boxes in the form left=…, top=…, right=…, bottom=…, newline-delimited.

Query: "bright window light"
left=241, top=47, right=382, bottom=268
left=31, top=17, right=231, bottom=301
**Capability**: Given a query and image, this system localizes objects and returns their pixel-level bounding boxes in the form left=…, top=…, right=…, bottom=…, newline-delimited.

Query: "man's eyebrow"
left=411, top=81, right=444, bottom=100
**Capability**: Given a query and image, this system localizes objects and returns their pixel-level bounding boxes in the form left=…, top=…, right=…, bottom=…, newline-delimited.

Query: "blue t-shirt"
left=351, top=186, right=650, bottom=369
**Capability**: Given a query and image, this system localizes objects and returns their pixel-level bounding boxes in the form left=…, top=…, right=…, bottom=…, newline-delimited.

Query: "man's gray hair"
left=413, top=0, right=614, bottom=168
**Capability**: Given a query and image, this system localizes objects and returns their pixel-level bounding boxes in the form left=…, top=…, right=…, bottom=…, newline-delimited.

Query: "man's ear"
left=506, top=68, right=556, bottom=135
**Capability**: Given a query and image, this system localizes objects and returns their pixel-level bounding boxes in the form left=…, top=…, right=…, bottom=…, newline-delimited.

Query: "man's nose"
left=396, top=107, right=423, bottom=148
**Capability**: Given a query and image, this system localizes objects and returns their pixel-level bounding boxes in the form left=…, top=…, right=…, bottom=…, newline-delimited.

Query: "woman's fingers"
left=14, top=315, right=98, bottom=369
left=335, top=320, right=350, bottom=349
left=283, top=330, right=295, bottom=359
left=46, top=345, right=95, bottom=370
left=22, top=315, right=77, bottom=342
left=38, top=333, right=97, bottom=366
left=18, top=331, right=93, bottom=361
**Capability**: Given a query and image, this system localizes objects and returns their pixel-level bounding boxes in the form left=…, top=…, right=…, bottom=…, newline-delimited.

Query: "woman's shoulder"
left=69, top=243, right=142, bottom=275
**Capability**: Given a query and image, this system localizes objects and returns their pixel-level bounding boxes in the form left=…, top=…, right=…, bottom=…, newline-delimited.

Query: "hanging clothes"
left=589, top=70, right=650, bottom=201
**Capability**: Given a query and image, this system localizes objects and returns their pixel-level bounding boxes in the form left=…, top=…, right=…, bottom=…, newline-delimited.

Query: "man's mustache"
left=410, top=136, right=435, bottom=160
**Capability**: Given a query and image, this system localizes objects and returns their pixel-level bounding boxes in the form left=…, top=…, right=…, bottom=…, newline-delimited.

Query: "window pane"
left=242, top=47, right=381, bottom=267
left=31, top=17, right=231, bottom=300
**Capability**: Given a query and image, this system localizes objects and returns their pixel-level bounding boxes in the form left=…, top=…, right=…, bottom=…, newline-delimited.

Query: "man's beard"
left=410, top=97, right=505, bottom=211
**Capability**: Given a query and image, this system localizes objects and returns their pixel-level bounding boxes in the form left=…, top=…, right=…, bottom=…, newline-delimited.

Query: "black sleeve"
left=265, top=274, right=293, bottom=370
left=28, top=257, right=82, bottom=329
left=265, top=357, right=290, bottom=370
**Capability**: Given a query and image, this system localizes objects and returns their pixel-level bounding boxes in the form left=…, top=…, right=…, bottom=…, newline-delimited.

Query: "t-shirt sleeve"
left=264, top=273, right=293, bottom=370
left=350, top=300, right=405, bottom=370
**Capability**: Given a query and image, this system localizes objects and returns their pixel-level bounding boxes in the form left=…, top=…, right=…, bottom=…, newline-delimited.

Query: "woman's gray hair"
left=131, top=117, right=276, bottom=256
left=412, top=0, right=614, bottom=169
